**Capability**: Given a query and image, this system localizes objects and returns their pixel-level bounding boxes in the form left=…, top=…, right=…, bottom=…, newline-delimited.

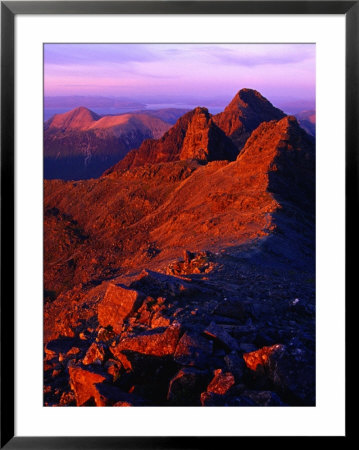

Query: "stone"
left=68, top=365, right=144, bottom=406
left=68, top=366, right=107, bottom=406
left=174, top=332, right=213, bottom=367
left=151, top=311, right=171, bottom=328
left=111, top=322, right=182, bottom=358
left=83, top=342, right=106, bottom=365
left=203, top=322, right=240, bottom=352
left=243, top=344, right=284, bottom=372
left=206, top=369, right=235, bottom=395
left=97, top=283, right=144, bottom=334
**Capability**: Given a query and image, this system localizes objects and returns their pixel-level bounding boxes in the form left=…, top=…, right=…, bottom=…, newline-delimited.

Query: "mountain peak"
left=192, top=106, right=210, bottom=115
left=213, top=89, right=285, bottom=150
left=238, top=115, right=310, bottom=161
left=179, top=107, right=237, bottom=162
left=47, top=106, right=101, bottom=131
left=236, top=87, right=265, bottom=100
left=236, top=115, right=314, bottom=211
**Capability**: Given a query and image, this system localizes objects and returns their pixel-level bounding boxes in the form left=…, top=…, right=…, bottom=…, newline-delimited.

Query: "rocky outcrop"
left=68, top=366, right=106, bottom=406
left=213, top=88, right=285, bottom=150
left=105, top=107, right=238, bottom=174
left=179, top=108, right=237, bottom=161
left=97, top=284, right=144, bottom=334
left=111, top=322, right=182, bottom=358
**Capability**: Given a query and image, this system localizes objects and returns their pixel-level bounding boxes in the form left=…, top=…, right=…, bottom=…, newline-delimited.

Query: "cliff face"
left=179, top=107, right=238, bottom=162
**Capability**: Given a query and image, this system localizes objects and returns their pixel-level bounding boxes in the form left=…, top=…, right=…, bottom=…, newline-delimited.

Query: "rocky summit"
left=44, top=89, right=315, bottom=407
left=213, top=88, right=286, bottom=150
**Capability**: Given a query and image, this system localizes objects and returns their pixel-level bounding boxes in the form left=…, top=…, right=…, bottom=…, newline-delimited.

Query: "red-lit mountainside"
left=44, top=89, right=315, bottom=407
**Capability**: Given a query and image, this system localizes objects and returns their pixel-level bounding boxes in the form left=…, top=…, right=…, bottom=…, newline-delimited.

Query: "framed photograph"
left=1, top=1, right=354, bottom=446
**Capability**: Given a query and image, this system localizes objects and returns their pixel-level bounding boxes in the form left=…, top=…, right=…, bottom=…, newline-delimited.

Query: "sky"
left=44, top=43, right=315, bottom=113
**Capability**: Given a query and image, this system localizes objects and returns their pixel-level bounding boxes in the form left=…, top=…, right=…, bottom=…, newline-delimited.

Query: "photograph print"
left=43, top=43, right=316, bottom=407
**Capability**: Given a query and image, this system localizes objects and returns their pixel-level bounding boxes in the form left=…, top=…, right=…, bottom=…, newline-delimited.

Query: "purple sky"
left=44, top=44, right=315, bottom=112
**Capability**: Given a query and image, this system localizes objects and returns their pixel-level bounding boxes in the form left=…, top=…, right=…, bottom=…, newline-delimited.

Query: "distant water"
left=44, top=103, right=224, bottom=121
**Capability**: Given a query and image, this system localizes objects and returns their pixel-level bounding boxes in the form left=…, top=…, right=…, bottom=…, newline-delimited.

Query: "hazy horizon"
left=44, top=43, right=315, bottom=115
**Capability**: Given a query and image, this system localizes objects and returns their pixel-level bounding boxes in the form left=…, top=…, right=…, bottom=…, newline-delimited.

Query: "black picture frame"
left=1, top=1, right=355, bottom=447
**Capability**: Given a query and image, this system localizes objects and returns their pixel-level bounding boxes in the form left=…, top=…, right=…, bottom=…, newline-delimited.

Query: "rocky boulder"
left=174, top=331, right=213, bottom=368
left=111, top=322, right=182, bottom=358
left=243, top=342, right=315, bottom=405
left=203, top=322, right=240, bottom=352
left=68, top=366, right=107, bottom=406
left=206, top=368, right=235, bottom=395
left=97, top=283, right=144, bottom=334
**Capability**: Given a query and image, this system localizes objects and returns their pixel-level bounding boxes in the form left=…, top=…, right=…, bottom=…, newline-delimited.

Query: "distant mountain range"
left=295, top=110, right=316, bottom=136
left=46, top=89, right=315, bottom=180
left=44, top=108, right=188, bottom=180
